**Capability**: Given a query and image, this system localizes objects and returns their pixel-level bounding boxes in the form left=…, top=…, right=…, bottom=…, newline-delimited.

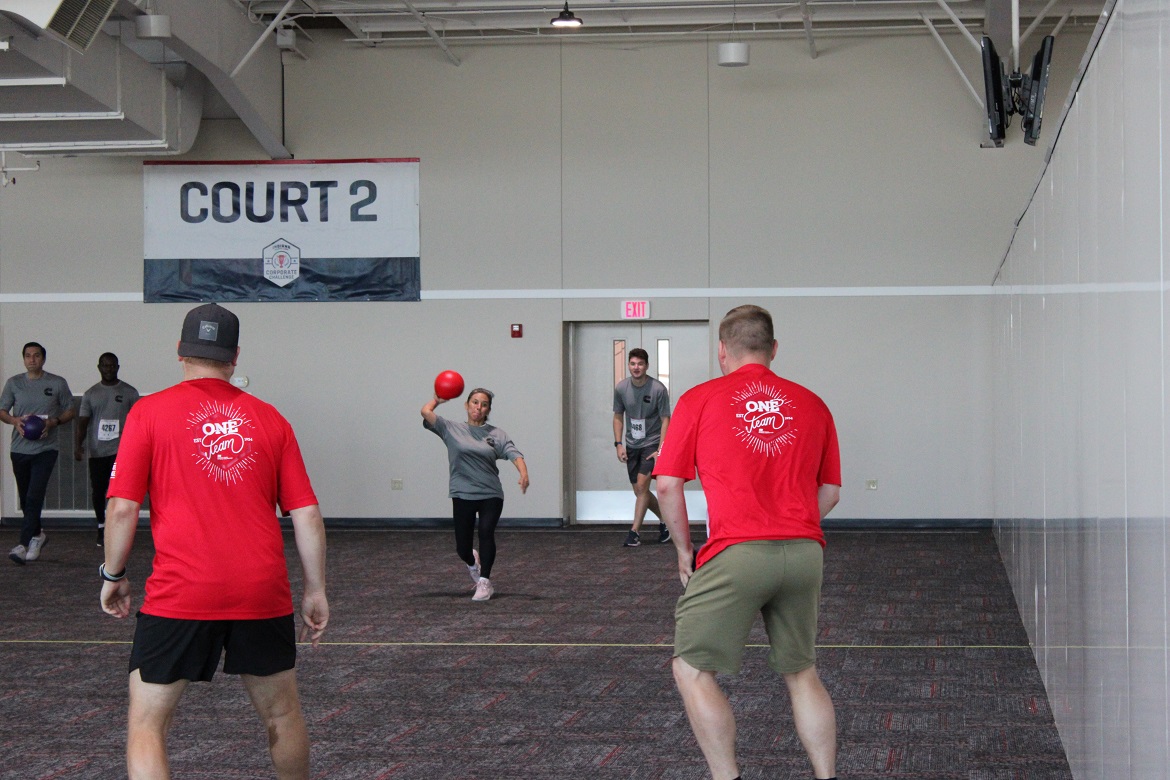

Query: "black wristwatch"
left=614, top=441, right=622, bottom=447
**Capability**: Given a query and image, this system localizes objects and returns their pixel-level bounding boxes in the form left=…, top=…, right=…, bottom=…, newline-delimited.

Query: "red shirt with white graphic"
left=108, top=378, right=318, bottom=620
left=652, top=362, right=840, bottom=568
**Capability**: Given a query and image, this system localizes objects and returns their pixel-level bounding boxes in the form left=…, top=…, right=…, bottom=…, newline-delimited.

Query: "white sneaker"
left=9, top=544, right=27, bottom=565
left=25, top=532, right=46, bottom=561
left=468, top=549, right=481, bottom=585
left=472, top=577, right=494, bottom=602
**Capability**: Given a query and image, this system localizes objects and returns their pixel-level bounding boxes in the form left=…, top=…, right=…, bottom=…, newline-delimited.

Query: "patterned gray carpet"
left=0, top=527, right=1070, bottom=779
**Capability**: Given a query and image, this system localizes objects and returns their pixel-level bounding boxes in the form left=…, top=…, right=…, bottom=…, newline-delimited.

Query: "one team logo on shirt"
left=187, top=401, right=258, bottom=484
left=731, top=381, right=798, bottom=456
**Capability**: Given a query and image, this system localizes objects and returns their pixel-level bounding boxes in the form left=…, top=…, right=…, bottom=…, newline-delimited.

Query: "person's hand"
left=649, top=448, right=661, bottom=461
left=518, top=474, right=529, bottom=494
left=677, top=548, right=694, bottom=588
left=74, top=443, right=85, bottom=461
left=15, top=416, right=27, bottom=438
left=299, top=592, right=329, bottom=648
left=616, top=443, right=627, bottom=463
left=433, top=394, right=447, bottom=405
left=101, top=579, right=132, bottom=618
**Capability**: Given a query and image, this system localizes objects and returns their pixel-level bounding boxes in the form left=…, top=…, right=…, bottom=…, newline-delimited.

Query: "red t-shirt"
left=652, top=363, right=840, bottom=568
left=108, top=378, right=318, bottom=620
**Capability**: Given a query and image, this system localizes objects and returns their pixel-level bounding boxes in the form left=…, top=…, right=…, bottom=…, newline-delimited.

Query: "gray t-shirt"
left=79, top=380, right=141, bottom=458
left=424, top=415, right=523, bottom=500
left=0, top=372, right=74, bottom=455
left=613, top=376, right=671, bottom=450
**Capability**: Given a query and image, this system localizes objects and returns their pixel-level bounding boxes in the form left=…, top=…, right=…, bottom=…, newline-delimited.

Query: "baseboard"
left=3, top=516, right=988, bottom=531
left=822, top=518, right=993, bottom=529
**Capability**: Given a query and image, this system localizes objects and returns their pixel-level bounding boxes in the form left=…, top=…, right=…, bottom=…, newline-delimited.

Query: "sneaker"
left=657, top=524, right=671, bottom=544
left=472, top=577, right=494, bottom=602
left=96, top=527, right=104, bottom=548
left=467, top=549, right=481, bottom=585
left=8, top=545, right=27, bottom=566
left=622, top=530, right=641, bottom=547
left=25, top=532, right=46, bottom=561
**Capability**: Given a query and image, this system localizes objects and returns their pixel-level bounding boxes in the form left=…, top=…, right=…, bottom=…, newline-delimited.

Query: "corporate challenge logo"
left=731, top=380, right=798, bottom=456
left=188, top=401, right=258, bottom=483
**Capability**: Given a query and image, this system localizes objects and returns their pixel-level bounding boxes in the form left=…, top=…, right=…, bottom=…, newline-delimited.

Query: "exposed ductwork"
left=0, top=15, right=203, bottom=155
left=0, top=0, right=288, bottom=158
left=0, top=0, right=118, bottom=51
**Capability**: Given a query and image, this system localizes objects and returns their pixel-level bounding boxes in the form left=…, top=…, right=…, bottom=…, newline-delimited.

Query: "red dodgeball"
left=434, top=370, right=465, bottom=401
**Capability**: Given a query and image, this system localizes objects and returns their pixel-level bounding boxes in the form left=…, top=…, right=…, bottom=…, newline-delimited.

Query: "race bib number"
left=629, top=418, right=646, bottom=440
left=97, top=419, right=121, bottom=442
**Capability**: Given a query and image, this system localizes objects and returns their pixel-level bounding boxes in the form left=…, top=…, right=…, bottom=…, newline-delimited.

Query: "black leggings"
left=11, top=450, right=58, bottom=546
left=452, top=497, right=504, bottom=579
left=88, top=454, right=116, bottom=526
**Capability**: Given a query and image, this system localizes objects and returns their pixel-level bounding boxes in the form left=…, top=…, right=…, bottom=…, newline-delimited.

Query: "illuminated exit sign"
left=622, top=300, right=650, bottom=319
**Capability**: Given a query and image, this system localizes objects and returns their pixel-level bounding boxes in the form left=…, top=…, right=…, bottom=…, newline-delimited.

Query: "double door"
left=568, top=322, right=709, bottom=523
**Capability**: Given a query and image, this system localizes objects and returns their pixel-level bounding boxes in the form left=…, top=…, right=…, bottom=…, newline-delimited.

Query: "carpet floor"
left=0, top=527, right=1070, bottom=779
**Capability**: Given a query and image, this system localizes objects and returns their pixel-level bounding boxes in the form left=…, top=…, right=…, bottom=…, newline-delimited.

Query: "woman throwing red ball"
left=422, top=387, right=529, bottom=602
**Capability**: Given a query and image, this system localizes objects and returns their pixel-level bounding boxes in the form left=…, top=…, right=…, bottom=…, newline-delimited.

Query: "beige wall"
left=993, top=1, right=1170, bottom=776
left=0, top=27, right=1088, bottom=521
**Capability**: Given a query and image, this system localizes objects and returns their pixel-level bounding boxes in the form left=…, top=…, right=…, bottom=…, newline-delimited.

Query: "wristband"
left=99, top=563, right=127, bottom=582
left=614, top=441, right=622, bottom=447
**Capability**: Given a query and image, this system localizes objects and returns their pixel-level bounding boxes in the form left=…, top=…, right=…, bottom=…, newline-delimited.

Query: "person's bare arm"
left=513, top=457, right=529, bottom=494
left=613, top=413, right=626, bottom=462
left=657, top=476, right=694, bottom=586
left=100, top=497, right=141, bottom=619
left=74, top=416, right=91, bottom=460
left=818, top=484, right=841, bottom=519
left=289, top=504, right=328, bottom=647
left=421, top=396, right=445, bottom=426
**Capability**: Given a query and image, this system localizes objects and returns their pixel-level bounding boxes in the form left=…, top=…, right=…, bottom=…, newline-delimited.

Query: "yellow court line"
left=0, top=638, right=1038, bottom=650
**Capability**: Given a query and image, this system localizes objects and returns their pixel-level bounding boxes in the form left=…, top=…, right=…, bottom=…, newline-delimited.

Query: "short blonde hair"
left=718, top=305, right=774, bottom=357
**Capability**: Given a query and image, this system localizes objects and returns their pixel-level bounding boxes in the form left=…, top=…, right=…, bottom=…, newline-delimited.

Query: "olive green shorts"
left=674, top=539, right=823, bottom=675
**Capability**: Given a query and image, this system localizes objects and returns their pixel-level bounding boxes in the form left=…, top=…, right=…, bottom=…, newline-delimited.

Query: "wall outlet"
left=866, top=479, right=878, bottom=490
left=391, top=479, right=404, bottom=490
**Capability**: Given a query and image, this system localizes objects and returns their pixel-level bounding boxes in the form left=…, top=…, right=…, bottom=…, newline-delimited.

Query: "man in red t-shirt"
left=653, top=305, right=841, bottom=780
left=99, top=303, right=328, bottom=780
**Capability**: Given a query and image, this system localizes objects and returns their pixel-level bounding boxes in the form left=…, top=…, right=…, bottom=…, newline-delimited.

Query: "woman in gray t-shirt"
left=422, top=387, right=529, bottom=602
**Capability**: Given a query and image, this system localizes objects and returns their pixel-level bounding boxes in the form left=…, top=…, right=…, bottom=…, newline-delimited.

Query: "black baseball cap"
left=178, top=303, right=239, bottom=363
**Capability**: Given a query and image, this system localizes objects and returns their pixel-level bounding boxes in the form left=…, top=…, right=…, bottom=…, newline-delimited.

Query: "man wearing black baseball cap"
left=177, top=302, right=241, bottom=363
left=100, top=302, right=328, bottom=780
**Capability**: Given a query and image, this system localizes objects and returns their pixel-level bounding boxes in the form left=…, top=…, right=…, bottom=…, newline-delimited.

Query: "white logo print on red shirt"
left=731, top=380, right=798, bottom=456
left=188, top=401, right=258, bottom=483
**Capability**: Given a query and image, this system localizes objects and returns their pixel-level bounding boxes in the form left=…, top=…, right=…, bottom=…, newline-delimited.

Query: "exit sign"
left=622, top=300, right=650, bottom=319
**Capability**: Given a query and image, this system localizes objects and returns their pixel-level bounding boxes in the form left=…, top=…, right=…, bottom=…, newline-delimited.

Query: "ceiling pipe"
left=798, top=0, right=816, bottom=58
left=933, top=0, right=982, bottom=50
left=341, top=21, right=950, bottom=44
left=230, top=0, right=295, bottom=78
left=401, top=0, right=462, bottom=65
left=922, top=13, right=984, bottom=108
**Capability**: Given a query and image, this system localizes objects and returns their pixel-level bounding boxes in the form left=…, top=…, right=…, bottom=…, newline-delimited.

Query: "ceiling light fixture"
left=717, top=0, right=749, bottom=66
left=551, top=2, right=583, bottom=28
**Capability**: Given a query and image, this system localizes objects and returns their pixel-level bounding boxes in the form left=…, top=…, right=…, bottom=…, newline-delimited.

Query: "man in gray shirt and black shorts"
left=75, top=352, right=140, bottom=547
left=612, top=347, right=671, bottom=547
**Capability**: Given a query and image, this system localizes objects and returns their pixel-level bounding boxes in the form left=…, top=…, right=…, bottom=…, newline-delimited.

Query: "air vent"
left=45, top=0, right=117, bottom=51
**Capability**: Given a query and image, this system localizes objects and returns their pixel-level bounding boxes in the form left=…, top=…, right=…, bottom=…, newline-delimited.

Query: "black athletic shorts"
left=625, top=446, right=657, bottom=483
left=129, top=612, right=296, bottom=684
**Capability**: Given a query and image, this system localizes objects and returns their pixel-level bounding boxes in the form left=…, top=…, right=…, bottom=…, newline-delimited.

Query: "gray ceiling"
left=0, top=0, right=1104, bottom=162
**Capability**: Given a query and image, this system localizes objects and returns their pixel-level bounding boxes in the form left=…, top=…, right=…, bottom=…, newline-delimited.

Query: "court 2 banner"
left=143, top=158, right=420, bottom=303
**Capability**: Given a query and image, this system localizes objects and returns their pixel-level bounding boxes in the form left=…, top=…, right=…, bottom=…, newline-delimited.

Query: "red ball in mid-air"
left=434, top=370, right=465, bottom=401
